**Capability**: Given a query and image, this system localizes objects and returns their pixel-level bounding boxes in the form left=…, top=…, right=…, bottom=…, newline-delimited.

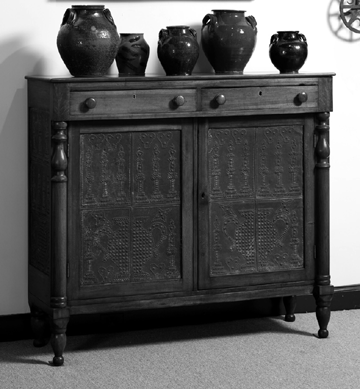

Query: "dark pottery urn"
left=201, top=10, right=257, bottom=74
left=157, top=26, right=200, bottom=76
left=116, top=33, right=150, bottom=76
left=269, top=31, right=308, bottom=74
left=57, top=5, right=121, bottom=77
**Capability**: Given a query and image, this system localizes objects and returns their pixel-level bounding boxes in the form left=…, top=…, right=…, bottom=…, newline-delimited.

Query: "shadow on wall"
left=192, top=24, right=214, bottom=74
left=0, top=38, right=45, bottom=314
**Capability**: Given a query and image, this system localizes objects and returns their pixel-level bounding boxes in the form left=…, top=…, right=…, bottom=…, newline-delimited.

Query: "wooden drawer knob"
left=84, top=97, right=97, bottom=109
left=173, top=95, right=185, bottom=107
left=215, top=94, right=226, bottom=105
left=296, top=92, right=308, bottom=103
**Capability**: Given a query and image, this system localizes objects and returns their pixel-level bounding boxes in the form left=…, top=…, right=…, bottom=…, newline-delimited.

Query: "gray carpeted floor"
left=1, top=310, right=360, bottom=389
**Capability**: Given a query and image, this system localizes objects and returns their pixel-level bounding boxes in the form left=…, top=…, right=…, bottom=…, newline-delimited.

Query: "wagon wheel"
left=328, top=0, right=360, bottom=41
left=340, top=0, right=360, bottom=33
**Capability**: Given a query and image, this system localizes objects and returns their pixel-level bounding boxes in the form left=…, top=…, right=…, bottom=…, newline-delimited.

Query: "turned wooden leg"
left=314, top=285, right=334, bottom=338
left=50, top=122, right=69, bottom=366
left=283, top=296, right=297, bottom=322
left=30, top=307, right=50, bottom=347
left=314, top=113, right=333, bottom=339
left=50, top=309, right=69, bottom=366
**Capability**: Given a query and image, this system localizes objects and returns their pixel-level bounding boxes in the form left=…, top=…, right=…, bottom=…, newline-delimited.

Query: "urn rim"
left=119, top=33, right=145, bottom=36
left=166, top=25, right=190, bottom=29
left=276, top=30, right=300, bottom=34
left=211, top=10, right=246, bottom=13
left=71, top=5, right=105, bottom=9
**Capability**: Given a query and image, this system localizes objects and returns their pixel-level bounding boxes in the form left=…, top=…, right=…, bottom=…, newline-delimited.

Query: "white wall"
left=1, top=0, right=359, bottom=315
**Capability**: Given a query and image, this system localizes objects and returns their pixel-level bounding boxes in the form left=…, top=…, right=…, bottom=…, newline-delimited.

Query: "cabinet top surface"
left=26, top=72, right=335, bottom=83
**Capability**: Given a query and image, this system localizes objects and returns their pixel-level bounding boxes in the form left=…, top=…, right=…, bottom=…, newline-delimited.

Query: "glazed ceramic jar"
left=157, top=26, right=200, bottom=76
left=116, top=33, right=150, bottom=76
left=57, top=5, right=120, bottom=77
left=201, top=10, right=257, bottom=74
left=269, top=31, right=308, bottom=74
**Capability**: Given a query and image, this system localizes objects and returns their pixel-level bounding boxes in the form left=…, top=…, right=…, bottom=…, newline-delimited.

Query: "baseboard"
left=2, top=285, right=360, bottom=343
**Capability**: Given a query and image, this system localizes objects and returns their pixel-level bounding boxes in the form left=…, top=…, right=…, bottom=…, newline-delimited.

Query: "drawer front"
left=201, top=85, right=318, bottom=112
left=70, top=89, right=197, bottom=116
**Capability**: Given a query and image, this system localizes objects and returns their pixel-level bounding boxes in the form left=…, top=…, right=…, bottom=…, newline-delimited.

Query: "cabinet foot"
left=314, top=285, right=334, bottom=338
left=316, top=304, right=331, bottom=338
left=30, top=307, right=50, bottom=347
left=283, top=296, right=297, bottom=322
left=50, top=310, right=69, bottom=366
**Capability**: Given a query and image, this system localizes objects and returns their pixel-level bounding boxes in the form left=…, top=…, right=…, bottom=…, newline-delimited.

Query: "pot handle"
left=299, top=33, right=307, bottom=43
left=270, top=33, right=279, bottom=45
left=60, top=8, right=76, bottom=27
left=189, top=28, right=197, bottom=39
left=104, top=8, right=117, bottom=27
left=246, top=15, right=257, bottom=32
left=158, top=29, right=169, bottom=43
left=202, top=14, right=217, bottom=27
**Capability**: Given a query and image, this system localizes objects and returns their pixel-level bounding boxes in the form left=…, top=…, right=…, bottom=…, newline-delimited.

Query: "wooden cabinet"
left=27, top=74, right=334, bottom=366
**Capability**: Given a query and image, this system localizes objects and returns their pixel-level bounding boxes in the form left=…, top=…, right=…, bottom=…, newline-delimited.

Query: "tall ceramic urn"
left=57, top=5, right=120, bottom=77
left=201, top=10, right=257, bottom=74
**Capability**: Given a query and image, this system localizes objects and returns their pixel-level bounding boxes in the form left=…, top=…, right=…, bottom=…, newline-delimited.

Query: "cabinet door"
left=68, top=119, right=193, bottom=300
left=198, top=116, right=315, bottom=289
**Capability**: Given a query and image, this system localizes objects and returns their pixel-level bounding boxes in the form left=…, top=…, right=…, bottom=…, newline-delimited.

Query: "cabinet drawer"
left=70, top=89, right=197, bottom=116
left=201, top=85, right=318, bottom=112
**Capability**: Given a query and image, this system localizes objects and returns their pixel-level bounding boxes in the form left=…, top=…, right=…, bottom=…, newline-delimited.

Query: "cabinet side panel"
left=27, top=80, right=51, bottom=111
left=318, top=77, right=333, bottom=112
left=29, top=108, right=51, bottom=276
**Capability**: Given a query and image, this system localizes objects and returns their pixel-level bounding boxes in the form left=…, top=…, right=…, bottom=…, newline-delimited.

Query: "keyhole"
left=133, top=94, right=136, bottom=99
left=259, top=91, right=263, bottom=96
